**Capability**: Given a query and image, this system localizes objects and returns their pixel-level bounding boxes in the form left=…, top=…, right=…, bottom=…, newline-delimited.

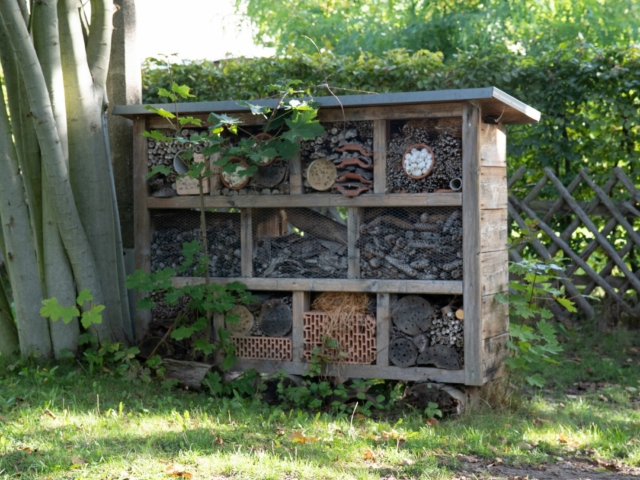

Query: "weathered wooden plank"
left=373, top=120, right=389, bottom=194
left=481, top=249, right=509, bottom=296
left=317, top=102, right=464, bottom=123
left=172, top=277, right=464, bottom=294
left=133, top=117, right=152, bottom=341
left=462, top=101, right=483, bottom=386
left=510, top=196, right=630, bottom=311
left=507, top=201, right=596, bottom=317
left=481, top=295, right=509, bottom=339
left=230, top=358, right=465, bottom=383
left=292, top=291, right=310, bottom=362
left=290, top=150, right=304, bottom=195
left=148, top=112, right=265, bottom=129
left=480, top=167, right=507, bottom=209
left=479, top=122, right=506, bottom=167
left=480, top=209, right=508, bottom=253
left=483, top=333, right=509, bottom=382
left=348, top=208, right=362, bottom=278
left=241, top=209, right=253, bottom=277
left=147, top=192, right=462, bottom=209
left=376, top=293, right=390, bottom=367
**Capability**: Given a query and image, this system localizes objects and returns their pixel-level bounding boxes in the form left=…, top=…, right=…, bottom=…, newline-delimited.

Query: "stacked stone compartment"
left=386, top=117, right=462, bottom=193
left=252, top=208, right=349, bottom=279
left=301, top=121, right=374, bottom=194
left=150, top=209, right=241, bottom=278
left=388, top=294, right=464, bottom=369
left=359, top=207, right=463, bottom=280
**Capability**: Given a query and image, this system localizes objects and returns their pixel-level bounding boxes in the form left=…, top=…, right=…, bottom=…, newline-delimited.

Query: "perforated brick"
left=231, top=336, right=292, bottom=361
left=303, top=312, right=376, bottom=364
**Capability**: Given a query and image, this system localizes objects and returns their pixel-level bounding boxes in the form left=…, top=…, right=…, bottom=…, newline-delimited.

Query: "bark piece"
left=306, top=158, right=336, bottom=191
left=226, top=305, right=254, bottom=337
left=389, top=338, right=418, bottom=367
left=252, top=166, right=287, bottom=188
left=417, top=344, right=460, bottom=370
left=391, top=295, right=433, bottom=335
left=260, top=298, right=292, bottom=337
left=162, top=358, right=212, bottom=389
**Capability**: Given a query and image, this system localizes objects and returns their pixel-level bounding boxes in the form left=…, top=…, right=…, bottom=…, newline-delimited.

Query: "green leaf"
left=142, top=130, right=172, bottom=142
left=136, top=297, right=155, bottom=310
left=171, top=83, right=195, bottom=99
left=193, top=339, right=215, bottom=355
left=281, top=110, right=325, bottom=142
left=526, top=374, right=546, bottom=387
left=236, top=100, right=271, bottom=115
left=146, top=165, right=172, bottom=179
left=40, top=298, right=79, bottom=324
left=76, top=289, right=93, bottom=306
left=221, top=353, right=236, bottom=371
left=178, top=116, right=203, bottom=127
left=81, top=304, right=105, bottom=329
left=157, top=87, right=177, bottom=102
left=556, top=296, right=577, bottom=312
left=145, top=105, right=175, bottom=119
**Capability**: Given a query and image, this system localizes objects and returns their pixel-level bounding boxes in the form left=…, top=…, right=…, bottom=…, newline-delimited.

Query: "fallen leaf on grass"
left=70, top=455, right=87, bottom=467
left=516, top=441, right=533, bottom=450
left=381, top=430, right=404, bottom=441
left=165, top=465, right=193, bottom=479
left=363, top=448, right=375, bottom=460
left=17, top=446, right=36, bottom=454
left=594, top=458, right=621, bottom=471
left=558, top=433, right=568, bottom=444
left=215, top=436, right=224, bottom=445
left=43, top=408, right=57, bottom=419
left=288, top=432, right=318, bottom=444
left=426, top=417, right=439, bottom=426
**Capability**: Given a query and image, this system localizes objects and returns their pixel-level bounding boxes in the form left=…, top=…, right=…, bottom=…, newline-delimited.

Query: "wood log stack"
left=388, top=295, right=464, bottom=369
left=387, top=118, right=462, bottom=193
left=301, top=121, right=374, bottom=195
left=359, top=207, right=463, bottom=280
left=150, top=214, right=241, bottom=277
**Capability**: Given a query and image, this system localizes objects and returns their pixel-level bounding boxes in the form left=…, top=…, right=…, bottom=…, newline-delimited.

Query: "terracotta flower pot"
left=402, top=143, right=435, bottom=179
left=220, top=157, right=250, bottom=190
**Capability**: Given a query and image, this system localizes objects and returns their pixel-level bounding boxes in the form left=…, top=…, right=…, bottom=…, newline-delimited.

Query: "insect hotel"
left=115, top=87, right=540, bottom=386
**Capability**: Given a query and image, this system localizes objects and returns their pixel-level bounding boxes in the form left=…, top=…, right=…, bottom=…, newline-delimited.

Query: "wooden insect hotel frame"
left=115, top=87, right=540, bottom=387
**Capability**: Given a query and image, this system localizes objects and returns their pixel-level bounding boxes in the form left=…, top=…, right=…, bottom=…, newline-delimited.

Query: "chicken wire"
left=252, top=208, right=348, bottom=278
left=387, top=118, right=462, bottom=193
left=150, top=209, right=241, bottom=277
left=359, top=207, right=463, bottom=280
left=301, top=121, right=374, bottom=195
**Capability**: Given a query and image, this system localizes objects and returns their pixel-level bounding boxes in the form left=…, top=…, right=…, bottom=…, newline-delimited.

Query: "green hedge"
left=142, top=44, right=640, bottom=182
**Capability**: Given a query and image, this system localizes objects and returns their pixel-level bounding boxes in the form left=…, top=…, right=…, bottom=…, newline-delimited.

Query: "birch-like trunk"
left=0, top=278, right=19, bottom=358
left=0, top=1, right=117, bottom=344
left=0, top=75, right=51, bottom=358
left=33, top=0, right=80, bottom=356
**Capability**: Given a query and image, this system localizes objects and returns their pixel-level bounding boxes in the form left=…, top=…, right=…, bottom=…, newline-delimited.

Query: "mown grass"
left=0, top=326, right=639, bottom=480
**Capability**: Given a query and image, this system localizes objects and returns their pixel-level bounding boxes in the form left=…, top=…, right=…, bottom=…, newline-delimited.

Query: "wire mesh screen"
left=150, top=209, right=241, bottom=277
left=300, top=121, right=374, bottom=195
left=359, top=207, right=463, bottom=280
left=388, top=294, right=464, bottom=369
left=387, top=118, right=462, bottom=193
left=253, top=208, right=348, bottom=278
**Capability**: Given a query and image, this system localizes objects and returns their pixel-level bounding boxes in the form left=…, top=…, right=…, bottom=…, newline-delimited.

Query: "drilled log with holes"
left=387, top=118, right=462, bottom=193
left=301, top=121, right=374, bottom=195
left=359, top=208, right=463, bottom=280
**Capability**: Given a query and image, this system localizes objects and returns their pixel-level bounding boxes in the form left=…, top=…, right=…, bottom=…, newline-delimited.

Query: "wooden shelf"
left=231, top=359, right=465, bottom=384
left=172, top=276, right=463, bottom=295
left=148, top=192, right=462, bottom=209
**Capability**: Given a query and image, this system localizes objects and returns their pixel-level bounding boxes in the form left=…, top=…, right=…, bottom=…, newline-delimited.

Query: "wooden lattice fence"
left=508, top=166, right=640, bottom=321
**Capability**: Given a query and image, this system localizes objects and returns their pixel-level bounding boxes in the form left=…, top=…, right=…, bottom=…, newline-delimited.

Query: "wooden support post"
left=241, top=208, right=253, bottom=277
left=348, top=208, right=362, bottom=279
left=133, top=116, right=151, bottom=341
left=373, top=119, right=389, bottom=194
left=292, top=291, right=310, bottom=362
left=462, top=102, right=483, bottom=386
left=376, top=293, right=390, bottom=367
left=290, top=148, right=304, bottom=194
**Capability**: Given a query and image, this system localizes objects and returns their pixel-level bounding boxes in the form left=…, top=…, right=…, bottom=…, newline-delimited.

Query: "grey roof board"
left=113, top=87, right=540, bottom=124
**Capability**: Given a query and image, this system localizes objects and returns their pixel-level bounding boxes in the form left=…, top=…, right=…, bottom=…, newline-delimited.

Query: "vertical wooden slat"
left=292, top=291, right=310, bottom=362
left=373, top=120, right=390, bottom=194
left=290, top=149, right=304, bottom=194
left=348, top=208, right=362, bottom=279
left=133, top=116, right=151, bottom=341
left=376, top=293, right=390, bottom=367
left=462, top=102, right=483, bottom=386
left=241, top=208, right=253, bottom=277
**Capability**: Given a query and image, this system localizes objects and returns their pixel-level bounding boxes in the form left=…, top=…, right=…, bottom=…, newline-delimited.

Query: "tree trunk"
left=0, top=72, right=51, bottom=358
left=0, top=1, right=117, bottom=344
left=33, top=0, right=80, bottom=357
left=0, top=278, right=19, bottom=358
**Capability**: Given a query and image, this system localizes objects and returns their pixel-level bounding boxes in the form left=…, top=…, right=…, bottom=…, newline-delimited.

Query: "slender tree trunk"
left=0, top=276, right=19, bottom=358
left=0, top=1, right=117, bottom=344
left=0, top=74, right=51, bottom=358
left=33, top=0, right=80, bottom=356
left=58, top=0, right=130, bottom=343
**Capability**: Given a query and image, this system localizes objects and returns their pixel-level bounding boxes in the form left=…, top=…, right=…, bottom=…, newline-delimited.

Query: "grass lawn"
left=1, top=325, right=639, bottom=479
